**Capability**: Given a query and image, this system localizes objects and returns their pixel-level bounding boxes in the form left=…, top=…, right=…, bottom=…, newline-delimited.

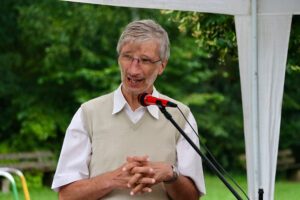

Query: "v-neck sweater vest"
left=81, top=92, right=190, bottom=200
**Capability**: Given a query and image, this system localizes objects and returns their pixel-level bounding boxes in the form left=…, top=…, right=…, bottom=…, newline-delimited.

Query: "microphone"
left=138, top=92, right=177, bottom=107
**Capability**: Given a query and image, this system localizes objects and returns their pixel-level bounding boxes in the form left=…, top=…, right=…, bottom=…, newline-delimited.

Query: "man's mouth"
left=127, top=77, right=144, bottom=83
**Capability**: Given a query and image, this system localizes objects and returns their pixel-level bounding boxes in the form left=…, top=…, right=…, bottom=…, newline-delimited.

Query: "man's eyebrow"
left=139, top=54, right=154, bottom=58
left=121, top=50, right=133, bottom=54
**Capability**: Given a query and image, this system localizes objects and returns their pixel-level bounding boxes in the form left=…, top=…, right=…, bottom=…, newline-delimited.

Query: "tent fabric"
left=65, top=0, right=250, bottom=15
left=235, top=14, right=292, bottom=200
left=235, top=15, right=258, bottom=199
left=258, top=0, right=300, bottom=14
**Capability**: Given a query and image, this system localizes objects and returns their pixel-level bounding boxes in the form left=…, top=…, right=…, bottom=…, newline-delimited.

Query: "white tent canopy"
left=235, top=14, right=292, bottom=200
left=66, top=0, right=300, bottom=199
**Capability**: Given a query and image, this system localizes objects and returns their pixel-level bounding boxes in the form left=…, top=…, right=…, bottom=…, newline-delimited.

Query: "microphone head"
left=138, top=92, right=149, bottom=107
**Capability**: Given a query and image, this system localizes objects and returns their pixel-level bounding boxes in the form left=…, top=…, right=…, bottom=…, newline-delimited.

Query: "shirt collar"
left=112, top=85, right=159, bottom=119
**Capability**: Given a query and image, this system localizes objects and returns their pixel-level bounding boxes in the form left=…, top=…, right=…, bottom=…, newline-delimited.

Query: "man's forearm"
left=59, top=170, right=116, bottom=200
left=165, top=174, right=200, bottom=200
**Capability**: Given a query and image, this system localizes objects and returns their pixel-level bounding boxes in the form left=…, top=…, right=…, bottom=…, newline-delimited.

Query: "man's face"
left=118, top=39, right=167, bottom=97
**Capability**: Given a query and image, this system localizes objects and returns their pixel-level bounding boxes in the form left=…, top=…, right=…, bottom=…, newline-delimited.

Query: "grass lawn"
left=201, top=174, right=300, bottom=200
left=0, top=185, right=58, bottom=200
left=0, top=174, right=299, bottom=199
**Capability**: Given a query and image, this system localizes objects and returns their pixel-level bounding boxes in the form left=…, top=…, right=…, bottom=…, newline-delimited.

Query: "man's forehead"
left=121, top=39, right=159, bottom=54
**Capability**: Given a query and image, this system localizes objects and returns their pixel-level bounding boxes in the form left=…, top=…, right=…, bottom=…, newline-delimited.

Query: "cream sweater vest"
left=81, top=92, right=190, bottom=200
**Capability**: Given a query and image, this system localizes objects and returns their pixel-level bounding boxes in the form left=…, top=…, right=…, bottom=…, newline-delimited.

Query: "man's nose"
left=128, top=58, right=141, bottom=74
left=131, top=57, right=140, bottom=64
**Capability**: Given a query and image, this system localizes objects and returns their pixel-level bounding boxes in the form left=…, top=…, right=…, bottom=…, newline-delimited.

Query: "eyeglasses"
left=119, top=54, right=161, bottom=65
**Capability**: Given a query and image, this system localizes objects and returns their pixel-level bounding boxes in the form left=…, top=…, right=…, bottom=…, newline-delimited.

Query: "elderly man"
left=52, top=19, right=205, bottom=200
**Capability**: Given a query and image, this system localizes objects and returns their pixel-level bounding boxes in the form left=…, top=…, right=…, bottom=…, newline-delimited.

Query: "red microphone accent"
left=138, top=92, right=177, bottom=107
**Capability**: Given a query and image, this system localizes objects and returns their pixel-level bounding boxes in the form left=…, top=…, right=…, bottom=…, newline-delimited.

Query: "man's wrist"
left=164, top=165, right=179, bottom=184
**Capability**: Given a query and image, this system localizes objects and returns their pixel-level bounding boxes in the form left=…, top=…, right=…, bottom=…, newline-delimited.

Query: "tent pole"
left=251, top=0, right=261, bottom=199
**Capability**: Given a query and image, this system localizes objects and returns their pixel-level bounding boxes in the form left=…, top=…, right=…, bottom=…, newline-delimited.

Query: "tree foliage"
left=1, top=0, right=128, bottom=152
left=280, top=16, right=300, bottom=161
left=160, top=11, right=243, bottom=170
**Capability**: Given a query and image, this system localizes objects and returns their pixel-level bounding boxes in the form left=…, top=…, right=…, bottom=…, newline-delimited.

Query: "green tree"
left=161, top=11, right=244, bottom=170
left=280, top=15, right=300, bottom=162
left=1, top=0, right=132, bottom=152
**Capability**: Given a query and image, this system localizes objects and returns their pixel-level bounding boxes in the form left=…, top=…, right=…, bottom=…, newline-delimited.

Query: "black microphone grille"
left=138, top=92, right=149, bottom=107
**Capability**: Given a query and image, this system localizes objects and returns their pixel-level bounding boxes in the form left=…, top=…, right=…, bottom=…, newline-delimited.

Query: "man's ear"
left=158, top=59, right=168, bottom=75
left=118, top=56, right=121, bottom=67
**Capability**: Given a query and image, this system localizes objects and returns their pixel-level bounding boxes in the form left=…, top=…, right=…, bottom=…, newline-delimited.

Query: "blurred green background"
left=0, top=0, right=299, bottom=199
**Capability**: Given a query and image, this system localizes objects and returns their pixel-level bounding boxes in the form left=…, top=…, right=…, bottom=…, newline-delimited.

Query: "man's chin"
left=122, top=86, right=144, bottom=96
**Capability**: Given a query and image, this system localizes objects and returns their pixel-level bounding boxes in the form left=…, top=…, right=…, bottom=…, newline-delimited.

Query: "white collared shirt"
left=52, top=86, right=206, bottom=196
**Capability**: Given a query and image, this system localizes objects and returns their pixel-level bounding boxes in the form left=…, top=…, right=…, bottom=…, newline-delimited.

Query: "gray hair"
left=116, top=19, right=170, bottom=61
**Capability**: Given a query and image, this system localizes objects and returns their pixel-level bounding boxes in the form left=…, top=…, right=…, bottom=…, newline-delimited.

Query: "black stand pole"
left=158, top=106, right=243, bottom=200
left=259, top=188, right=264, bottom=200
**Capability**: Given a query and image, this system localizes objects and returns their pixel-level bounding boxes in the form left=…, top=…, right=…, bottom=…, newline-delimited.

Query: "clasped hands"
left=115, top=155, right=173, bottom=196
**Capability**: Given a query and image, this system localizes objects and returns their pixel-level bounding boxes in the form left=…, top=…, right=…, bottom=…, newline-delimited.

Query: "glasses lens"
left=120, top=54, right=160, bottom=65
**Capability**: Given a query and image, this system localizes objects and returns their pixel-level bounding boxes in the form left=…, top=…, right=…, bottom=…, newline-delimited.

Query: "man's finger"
left=130, top=155, right=149, bottom=162
left=131, top=166, right=154, bottom=174
left=130, top=183, right=149, bottom=196
left=128, top=173, right=142, bottom=188
left=126, top=156, right=133, bottom=162
left=138, top=177, right=156, bottom=185
left=142, top=186, right=152, bottom=193
left=122, top=162, right=140, bottom=172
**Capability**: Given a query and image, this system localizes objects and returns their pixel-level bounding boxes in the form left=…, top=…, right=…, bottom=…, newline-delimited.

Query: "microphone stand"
left=158, top=105, right=243, bottom=200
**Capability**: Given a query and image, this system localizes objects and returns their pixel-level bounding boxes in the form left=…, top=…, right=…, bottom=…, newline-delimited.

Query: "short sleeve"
left=176, top=112, right=206, bottom=196
left=51, top=108, right=91, bottom=192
